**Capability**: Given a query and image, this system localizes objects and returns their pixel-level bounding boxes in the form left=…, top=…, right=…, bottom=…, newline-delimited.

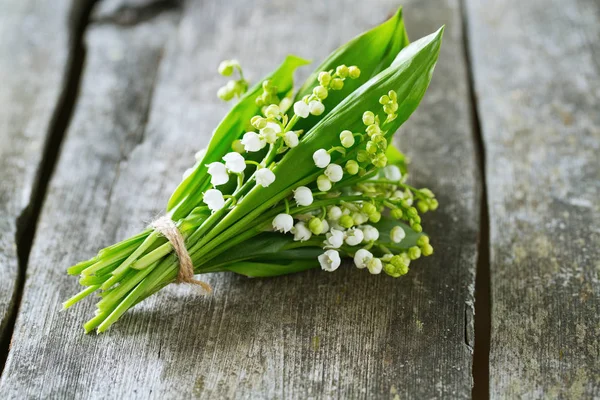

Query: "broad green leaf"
left=207, top=28, right=444, bottom=248
left=293, top=7, right=410, bottom=132
left=167, top=55, right=309, bottom=219
left=222, top=260, right=318, bottom=278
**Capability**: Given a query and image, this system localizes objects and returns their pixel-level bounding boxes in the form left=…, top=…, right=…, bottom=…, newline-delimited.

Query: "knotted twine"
left=151, top=216, right=212, bottom=294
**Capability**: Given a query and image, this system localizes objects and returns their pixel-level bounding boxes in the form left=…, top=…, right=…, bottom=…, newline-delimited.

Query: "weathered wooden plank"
left=466, top=0, right=600, bottom=397
left=0, top=0, right=87, bottom=343
left=0, top=0, right=479, bottom=398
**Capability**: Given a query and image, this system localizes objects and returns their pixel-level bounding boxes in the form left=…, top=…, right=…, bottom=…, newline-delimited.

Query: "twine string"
left=151, top=216, right=212, bottom=294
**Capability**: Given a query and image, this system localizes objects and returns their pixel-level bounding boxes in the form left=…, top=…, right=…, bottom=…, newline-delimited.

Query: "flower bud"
left=317, top=174, right=332, bottom=191
left=336, top=64, right=349, bottom=78
left=218, top=60, right=236, bottom=76
left=251, top=115, right=267, bottom=129
left=361, top=202, right=376, bottom=216
left=330, top=78, right=344, bottom=90
left=313, top=85, right=328, bottom=100
left=379, top=95, right=390, bottom=105
left=366, top=141, right=378, bottom=154
left=345, top=160, right=359, bottom=175
left=284, top=131, right=299, bottom=148
left=411, top=222, right=423, bottom=233
left=351, top=212, right=368, bottom=225
left=368, top=211, right=381, bottom=223
left=362, top=111, right=375, bottom=125
left=340, top=130, right=355, bottom=148
left=217, top=85, right=234, bottom=101
left=417, top=235, right=430, bottom=247
left=318, top=72, right=331, bottom=86
left=429, top=198, right=439, bottom=210
left=367, top=258, right=383, bottom=274
left=309, top=217, right=324, bottom=235
left=362, top=225, right=379, bottom=242
left=232, top=140, right=245, bottom=154
left=372, top=153, right=387, bottom=168
left=357, top=150, right=369, bottom=163
left=417, top=201, right=429, bottom=214
left=391, top=208, right=403, bottom=219
left=264, top=104, right=280, bottom=118
left=408, top=246, right=422, bottom=260
left=293, top=101, right=310, bottom=118
left=348, top=66, right=360, bottom=79
left=366, top=124, right=381, bottom=136
left=339, top=215, right=354, bottom=229
left=421, top=243, right=434, bottom=256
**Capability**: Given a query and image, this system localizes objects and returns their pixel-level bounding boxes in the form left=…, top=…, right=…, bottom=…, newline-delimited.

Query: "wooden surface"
left=0, top=0, right=84, bottom=341
left=466, top=0, right=600, bottom=397
left=0, top=0, right=481, bottom=398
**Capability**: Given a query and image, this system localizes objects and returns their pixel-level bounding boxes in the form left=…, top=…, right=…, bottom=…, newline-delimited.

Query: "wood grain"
left=0, top=0, right=85, bottom=341
left=465, top=0, right=600, bottom=397
left=0, top=0, right=480, bottom=398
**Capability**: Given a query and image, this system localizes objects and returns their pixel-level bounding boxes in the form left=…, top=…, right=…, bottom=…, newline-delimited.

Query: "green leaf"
left=293, top=7, right=410, bottom=132
left=222, top=260, right=318, bottom=278
left=385, top=143, right=408, bottom=174
left=210, top=28, right=444, bottom=243
left=167, top=55, right=310, bottom=219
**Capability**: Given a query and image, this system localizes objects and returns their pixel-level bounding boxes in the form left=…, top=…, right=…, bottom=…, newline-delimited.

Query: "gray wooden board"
left=465, top=0, right=600, bottom=397
left=0, top=0, right=82, bottom=341
left=0, top=0, right=480, bottom=398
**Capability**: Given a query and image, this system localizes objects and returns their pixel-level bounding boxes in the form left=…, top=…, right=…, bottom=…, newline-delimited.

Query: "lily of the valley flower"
left=256, top=168, right=276, bottom=187
left=272, top=213, right=294, bottom=233
left=384, top=165, right=402, bottom=181
left=324, top=228, right=344, bottom=248
left=309, top=100, right=325, bottom=116
left=362, top=225, right=380, bottom=242
left=206, top=162, right=229, bottom=186
left=294, top=186, right=313, bottom=206
left=345, top=228, right=364, bottom=246
left=284, top=131, right=299, bottom=148
left=318, top=249, right=341, bottom=272
left=367, top=258, right=383, bottom=274
left=328, top=206, right=342, bottom=221
left=293, top=101, right=310, bottom=118
left=391, top=226, right=406, bottom=243
left=313, top=149, right=330, bottom=168
left=317, top=174, right=332, bottom=191
left=292, top=221, right=312, bottom=242
left=354, top=248, right=373, bottom=269
left=203, top=189, right=226, bottom=212
left=223, top=152, right=246, bottom=173
left=260, top=122, right=281, bottom=144
left=241, top=131, right=266, bottom=152
left=324, top=163, right=343, bottom=182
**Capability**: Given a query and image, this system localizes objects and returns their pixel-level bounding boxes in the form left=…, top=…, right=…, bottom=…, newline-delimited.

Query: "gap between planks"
left=460, top=0, right=492, bottom=398
left=0, top=0, right=98, bottom=375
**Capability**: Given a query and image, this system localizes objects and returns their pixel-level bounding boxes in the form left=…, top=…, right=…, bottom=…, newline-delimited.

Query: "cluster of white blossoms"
left=200, top=60, right=436, bottom=277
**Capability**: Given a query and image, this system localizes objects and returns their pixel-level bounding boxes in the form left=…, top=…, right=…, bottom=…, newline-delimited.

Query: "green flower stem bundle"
left=65, top=8, right=444, bottom=333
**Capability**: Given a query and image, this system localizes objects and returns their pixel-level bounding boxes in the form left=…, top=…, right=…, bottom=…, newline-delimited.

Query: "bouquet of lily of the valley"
left=65, top=8, right=444, bottom=333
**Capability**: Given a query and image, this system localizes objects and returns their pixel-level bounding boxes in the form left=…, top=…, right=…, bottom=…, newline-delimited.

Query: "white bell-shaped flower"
left=241, top=131, right=266, bottom=152
left=203, top=189, right=226, bottom=212
left=284, top=131, right=299, bottom=148
left=313, top=149, right=331, bottom=168
left=317, top=175, right=332, bottom=191
left=325, top=163, right=343, bottom=182
left=362, top=225, right=380, bottom=242
left=384, top=165, right=402, bottom=181
left=318, top=249, right=341, bottom=272
left=256, top=168, right=276, bottom=187
left=260, top=122, right=281, bottom=144
left=328, top=206, right=342, bottom=221
left=345, top=228, right=364, bottom=246
left=293, top=101, right=310, bottom=118
left=206, top=162, right=229, bottom=186
left=324, top=228, right=344, bottom=249
left=292, top=221, right=312, bottom=242
left=309, top=100, right=325, bottom=116
left=391, top=226, right=406, bottom=243
left=354, top=248, right=373, bottom=269
left=223, top=152, right=246, bottom=173
left=272, top=213, right=293, bottom=233
left=320, top=219, right=330, bottom=234
left=367, top=258, right=383, bottom=274
left=294, top=186, right=313, bottom=206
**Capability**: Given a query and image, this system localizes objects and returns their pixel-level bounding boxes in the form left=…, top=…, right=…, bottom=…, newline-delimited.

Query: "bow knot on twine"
left=151, top=216, right=212, bottom=294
